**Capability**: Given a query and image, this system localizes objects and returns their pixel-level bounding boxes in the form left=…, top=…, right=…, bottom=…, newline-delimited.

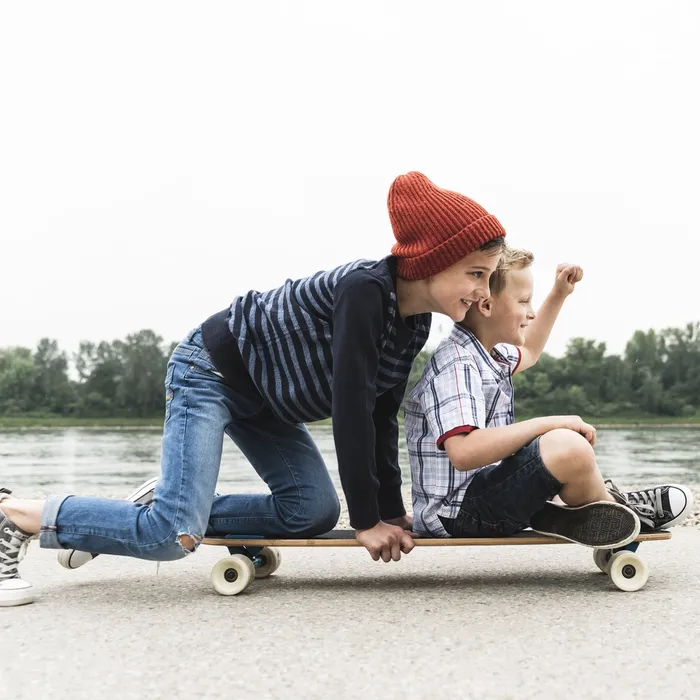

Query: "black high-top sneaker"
left=0, top=488, right=36, bottom=607
left=606, top=479, right=694, bottom=531
left=57, top=476, right=158, bottom=570
left=530, top=499, right=640, bottom=548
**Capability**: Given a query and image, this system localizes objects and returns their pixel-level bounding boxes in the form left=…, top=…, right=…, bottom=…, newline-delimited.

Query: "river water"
left=2, top=426, right=699, bottom=499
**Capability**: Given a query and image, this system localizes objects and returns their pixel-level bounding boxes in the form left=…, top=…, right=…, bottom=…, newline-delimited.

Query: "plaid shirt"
left=404, top=325, right=521, bottom=536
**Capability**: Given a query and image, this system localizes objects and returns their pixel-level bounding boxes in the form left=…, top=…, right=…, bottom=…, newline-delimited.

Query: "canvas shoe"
left=57, top=476, right=158, bottom=570
left=530, top=500, right=640, bottom=548
left=606, top=479, right=694, bottom=531
left=0, top=488, right=37, bottom=607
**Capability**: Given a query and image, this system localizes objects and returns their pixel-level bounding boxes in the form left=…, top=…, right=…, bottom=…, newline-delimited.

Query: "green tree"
left=661, top=322, right=700, bottom=411
left=74, top=341, right=124, bottom=416
left=624, top=329, right=665, bottom=395
left=114, top=330, right=169, bottom=417
left=0, top=347, right=37, bottom=415
left=32, top=339, right=75, bottom=414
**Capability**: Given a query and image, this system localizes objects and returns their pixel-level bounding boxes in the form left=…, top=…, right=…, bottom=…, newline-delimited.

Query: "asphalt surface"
left=3, top=529, right=699, bottom=700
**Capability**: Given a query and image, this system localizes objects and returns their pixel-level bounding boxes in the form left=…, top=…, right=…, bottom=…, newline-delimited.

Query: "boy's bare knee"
left=177, top=533, right=201, bottom=552
left=540, top=428, right=595, bottom=479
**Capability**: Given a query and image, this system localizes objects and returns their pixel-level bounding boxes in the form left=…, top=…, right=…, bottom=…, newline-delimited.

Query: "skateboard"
left=202, top=529, right=671, bottom=595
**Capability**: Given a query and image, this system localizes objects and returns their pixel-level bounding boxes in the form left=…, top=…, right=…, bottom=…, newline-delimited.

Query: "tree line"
left=2, top=323, right=700, bottom=420
left=0, top=331, right=174, bottom=418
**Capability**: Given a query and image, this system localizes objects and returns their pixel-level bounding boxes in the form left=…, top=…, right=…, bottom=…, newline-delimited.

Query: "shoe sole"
left=57, top=477, right=159, bottom=570
left=530, top=501, right=640, bottom=549
left=0, top=588, right=36, bottom=606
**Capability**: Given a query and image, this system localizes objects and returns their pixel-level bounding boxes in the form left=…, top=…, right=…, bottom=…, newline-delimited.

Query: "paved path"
left=3, top=529, right=699, bottom=699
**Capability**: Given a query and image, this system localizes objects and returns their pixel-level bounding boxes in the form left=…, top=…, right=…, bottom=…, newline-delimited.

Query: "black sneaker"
left=57, top=477, right=158, bottom=570
left=606, top=479, right=694, bottom=531
left=0, top=488, right=36, bottom=607
left=530, top=500, right=640, bottom=548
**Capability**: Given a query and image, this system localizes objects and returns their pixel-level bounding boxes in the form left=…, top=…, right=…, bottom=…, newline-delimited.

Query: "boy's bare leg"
left=0, top=499, right=43, bottom=534
left=530, top=429, right=639, bottom=548
left=538, top=429, right=614, bottom=505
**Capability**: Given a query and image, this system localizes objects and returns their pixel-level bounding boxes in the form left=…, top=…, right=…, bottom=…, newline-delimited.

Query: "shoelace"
left=604, top=480, right=656, bottom=521
left=627, top=488, right=665, bottom=519
left=0, top=526, right=32, bottom=579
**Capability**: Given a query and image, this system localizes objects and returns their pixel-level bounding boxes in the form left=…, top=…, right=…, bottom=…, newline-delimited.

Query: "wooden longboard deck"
left=202, top=530, right=671, bottom=548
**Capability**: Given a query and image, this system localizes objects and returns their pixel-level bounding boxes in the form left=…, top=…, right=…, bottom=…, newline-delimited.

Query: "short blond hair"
left=490, top=246, right=534, bottom=295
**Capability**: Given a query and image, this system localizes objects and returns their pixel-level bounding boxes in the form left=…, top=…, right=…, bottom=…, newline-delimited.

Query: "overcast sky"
left=1, top=1, right=698, bottom=359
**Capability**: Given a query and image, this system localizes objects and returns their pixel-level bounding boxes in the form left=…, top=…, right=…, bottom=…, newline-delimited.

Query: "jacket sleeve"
left=331, top=275, right=386, bottom=530
left=372, top=378, right=407, bottom=520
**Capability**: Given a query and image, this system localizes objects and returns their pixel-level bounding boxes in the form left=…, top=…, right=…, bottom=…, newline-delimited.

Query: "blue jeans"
left=39, top=328, right=341, bottom=560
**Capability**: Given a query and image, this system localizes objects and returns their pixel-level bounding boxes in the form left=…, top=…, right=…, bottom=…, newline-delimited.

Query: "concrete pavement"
left=3, top=529, right=699, bottom=700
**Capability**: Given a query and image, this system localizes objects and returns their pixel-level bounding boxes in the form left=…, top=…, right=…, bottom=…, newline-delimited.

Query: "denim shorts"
left=440, top=437, right=563, bottom=538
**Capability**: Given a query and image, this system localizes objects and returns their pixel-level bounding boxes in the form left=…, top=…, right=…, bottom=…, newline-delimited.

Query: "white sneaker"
left=57, top=477, right=158, bottom=570
left=0, top=488, right=37, bottom=607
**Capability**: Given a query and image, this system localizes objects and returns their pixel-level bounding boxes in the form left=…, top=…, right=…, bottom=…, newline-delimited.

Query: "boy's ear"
left=476, top=297, right=492, bottom=317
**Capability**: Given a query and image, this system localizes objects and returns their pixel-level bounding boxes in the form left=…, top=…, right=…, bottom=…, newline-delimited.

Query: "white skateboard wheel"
left=608, top=551, right=649, bottom=592
left=593, top=548, right=612, bottom=574
left=253, top=547, right=282, bottom=579
left=210, top=554, right=255, bottom=596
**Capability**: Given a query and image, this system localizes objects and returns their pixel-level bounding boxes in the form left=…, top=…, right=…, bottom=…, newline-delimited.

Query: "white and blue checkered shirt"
left=404, top=325, right=521, bottom=536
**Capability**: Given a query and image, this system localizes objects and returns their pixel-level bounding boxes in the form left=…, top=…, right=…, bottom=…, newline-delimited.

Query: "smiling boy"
left=405, top=247, right=693, bottom=545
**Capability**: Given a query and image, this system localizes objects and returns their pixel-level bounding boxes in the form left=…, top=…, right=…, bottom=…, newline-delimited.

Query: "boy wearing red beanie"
left=2, top=172, right=506, bottom=606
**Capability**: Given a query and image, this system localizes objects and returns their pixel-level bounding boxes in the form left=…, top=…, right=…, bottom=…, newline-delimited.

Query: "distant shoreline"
left=2, top=416, right=700, bottom=430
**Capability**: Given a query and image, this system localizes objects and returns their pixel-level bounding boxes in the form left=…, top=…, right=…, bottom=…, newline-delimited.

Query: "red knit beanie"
left=388, top=172, right=506, bottom=280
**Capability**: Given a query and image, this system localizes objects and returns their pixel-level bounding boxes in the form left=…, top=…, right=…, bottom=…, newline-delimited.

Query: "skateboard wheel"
left=210, top=554, right=255, bottom=596
left=608, top=551, right=649, bottom=592
left=253, top=547, right=282, bottom=579
left=593, top=548, right=612, bottom=574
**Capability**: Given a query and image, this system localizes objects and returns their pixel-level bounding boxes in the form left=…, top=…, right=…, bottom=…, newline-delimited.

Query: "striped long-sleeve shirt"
left=203, top=257, right=431, bottom=529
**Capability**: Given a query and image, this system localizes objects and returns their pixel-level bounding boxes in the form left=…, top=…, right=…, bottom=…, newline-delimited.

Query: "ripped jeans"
left=39, top=327, right=341, bottom=561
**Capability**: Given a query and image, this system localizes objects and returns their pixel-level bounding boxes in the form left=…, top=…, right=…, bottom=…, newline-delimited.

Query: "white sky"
left=1, top=1, right=698, bottom=359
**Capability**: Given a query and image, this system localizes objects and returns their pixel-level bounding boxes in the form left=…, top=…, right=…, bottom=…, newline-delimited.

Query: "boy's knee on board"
left=539, top=428, right=595, bottom=480
left=309, top=494, right=341, bottom=535
left=289, top=493, right=341, bottom=537
left=318, top=495, right=341, bottom=533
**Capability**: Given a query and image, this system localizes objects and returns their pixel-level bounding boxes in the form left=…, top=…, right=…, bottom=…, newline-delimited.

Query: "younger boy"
left=405, top=247, right=693, bottom=545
